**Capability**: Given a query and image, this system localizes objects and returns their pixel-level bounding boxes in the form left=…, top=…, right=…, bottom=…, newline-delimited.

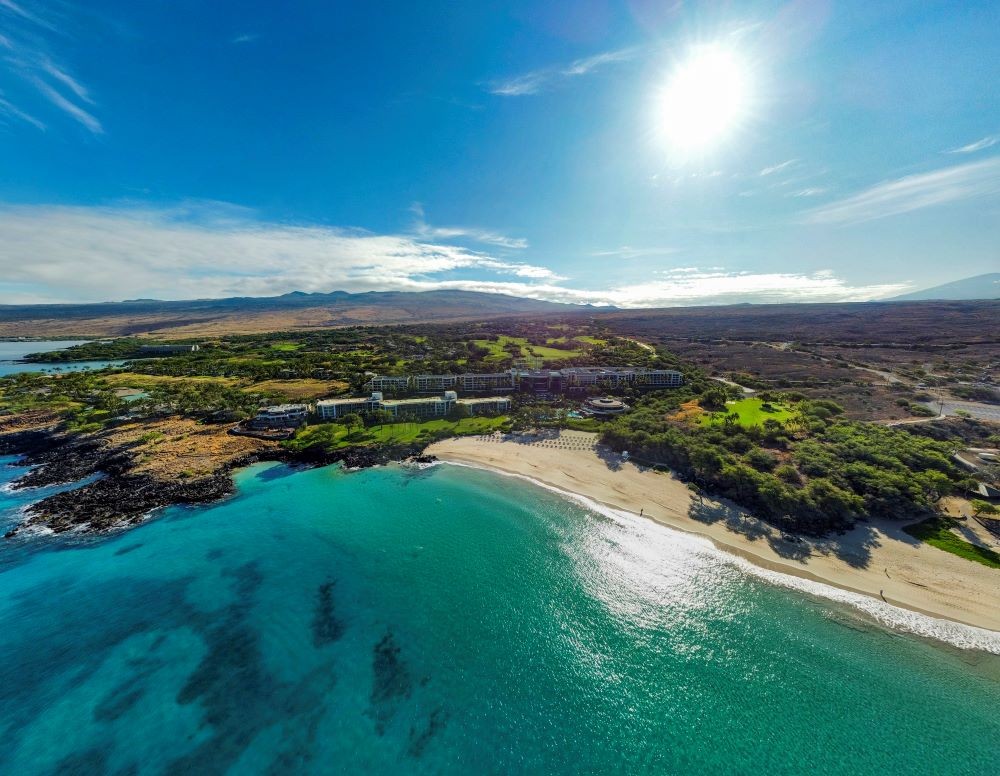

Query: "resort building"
left=559, top=367, right=684, bottom=389
left=521, top=370, right=564, bottom=397
left=248, top=403, right=309, bottom=429
left=367, top=370, right=518, bottom=394
left=456, top=371, right=518, bottom=392
left=138, top=343, right=201, bottom=355
left=580, top=396, right=630, bottom=416
left=413, top=374, right=458, bottom=392
left=364, top=375, right=410, bottom=392
left=358, top=366, right=682, bottom=398
left=316, top=391, right=511, bottom=420
left=316, top=393, right=384, bottom=420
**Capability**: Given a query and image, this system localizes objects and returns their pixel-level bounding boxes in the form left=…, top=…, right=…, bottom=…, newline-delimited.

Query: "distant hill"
left=0, top=290, right=591, bottom=338
left=889, top=273, right=1000, bottom=302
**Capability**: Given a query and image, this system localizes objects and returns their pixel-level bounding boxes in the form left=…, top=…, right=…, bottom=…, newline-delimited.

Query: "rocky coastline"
left=2, top=425, right=432, bottom=538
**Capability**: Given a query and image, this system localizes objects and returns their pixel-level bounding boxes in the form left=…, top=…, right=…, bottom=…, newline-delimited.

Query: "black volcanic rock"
left=2, top=422, right=429, bottom=538
left=22, top=473, right=236, bottom=533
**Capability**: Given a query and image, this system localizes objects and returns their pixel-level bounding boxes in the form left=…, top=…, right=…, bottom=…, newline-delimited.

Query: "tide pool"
left=0, top=461, right=997, bottom=774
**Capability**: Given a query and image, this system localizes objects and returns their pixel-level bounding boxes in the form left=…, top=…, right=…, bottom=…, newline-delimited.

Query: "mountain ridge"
left=0, top=289, right=596, bottom=338
left=889, top=273, right=1000, bottom=302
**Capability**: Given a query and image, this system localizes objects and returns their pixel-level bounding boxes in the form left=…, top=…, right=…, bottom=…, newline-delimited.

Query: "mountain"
left=0, top=290, right=591, bottom=338
left=889, top=273, right=1000, bottom=302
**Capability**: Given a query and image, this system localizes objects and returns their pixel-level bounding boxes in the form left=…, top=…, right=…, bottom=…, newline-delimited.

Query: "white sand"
left=427, top=430, right=1000, bottom=633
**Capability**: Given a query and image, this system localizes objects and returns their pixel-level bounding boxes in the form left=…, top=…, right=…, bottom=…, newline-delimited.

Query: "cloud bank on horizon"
left=1, top=1, right=999, bottom=307
left=0, top=202, right=906, bottom=307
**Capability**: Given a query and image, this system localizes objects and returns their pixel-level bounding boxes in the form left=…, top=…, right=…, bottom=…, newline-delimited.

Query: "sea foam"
left=440, top=460, right=1000, bottom=655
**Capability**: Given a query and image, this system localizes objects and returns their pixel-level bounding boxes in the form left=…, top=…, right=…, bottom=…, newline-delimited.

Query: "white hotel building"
left=317, top=391, right=511, bottom=420
left=559, top=367, right=684, bottom=388
left=377, top=371, right=517, bottom=393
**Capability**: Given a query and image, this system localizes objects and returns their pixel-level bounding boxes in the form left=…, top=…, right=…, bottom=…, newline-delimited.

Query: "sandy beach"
left=426, top=430, right=1000, bottom=633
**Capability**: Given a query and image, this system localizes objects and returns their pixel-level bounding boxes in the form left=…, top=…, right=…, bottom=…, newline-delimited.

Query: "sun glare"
left=656, top=44, right=753, bottom=156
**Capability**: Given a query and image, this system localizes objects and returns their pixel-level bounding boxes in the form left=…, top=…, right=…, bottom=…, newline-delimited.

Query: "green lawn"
left=698, top=397, right=794, bottom=428
left=525, top=344, right=582, bottom=360
left=470, top=336, right=584, bottom=363
left=269, top=342, right=303, bottom=352
left=470, top=336, right=526, bottom=362
left=286, top=415, right=510, bottom=452
left=902, top=518, right=1000, bottom=569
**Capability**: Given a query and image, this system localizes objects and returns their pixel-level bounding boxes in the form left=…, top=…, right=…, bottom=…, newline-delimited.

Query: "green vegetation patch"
left=902, top=518, right=1000, bottom=569
left=526, top=344, right=583, bottom=360
left=470, top=336, right=527, bottom=362
left=698, top=397, right=794, bottom=428
left=285, top=416, right=510, bottom=452
left=269, top=342, right=303, bottom=352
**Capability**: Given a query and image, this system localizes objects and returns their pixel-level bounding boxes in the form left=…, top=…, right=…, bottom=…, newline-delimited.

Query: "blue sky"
left=0, top=0, right=998, bottom=305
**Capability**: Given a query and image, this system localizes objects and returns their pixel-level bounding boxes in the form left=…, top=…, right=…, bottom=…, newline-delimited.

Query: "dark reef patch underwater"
left=0, top=460, right=998, bottom=774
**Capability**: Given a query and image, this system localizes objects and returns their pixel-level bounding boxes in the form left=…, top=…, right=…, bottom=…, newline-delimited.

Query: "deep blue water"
left=0, top=460, right=998, bottom=774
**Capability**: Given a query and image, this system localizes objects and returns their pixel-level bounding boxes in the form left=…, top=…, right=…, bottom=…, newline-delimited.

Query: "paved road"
left=710, top=376, right=756, bottom=395
left=923, top=400, right=1000, bottom=422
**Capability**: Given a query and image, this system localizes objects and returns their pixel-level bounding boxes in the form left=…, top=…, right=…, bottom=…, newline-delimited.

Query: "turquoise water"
left=0, top=340, right=124, bottom=376
left=0, top=459, right=998, bottom=774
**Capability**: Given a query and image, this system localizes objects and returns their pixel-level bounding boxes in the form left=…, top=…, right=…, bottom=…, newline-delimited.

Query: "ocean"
left=0, top=340, right=124, bottom=377
left=0, top=458, right=998, bottom=774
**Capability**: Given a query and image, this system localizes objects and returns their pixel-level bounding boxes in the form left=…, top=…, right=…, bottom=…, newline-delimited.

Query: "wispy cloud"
left=488, top=46, right=640, bottom=97
left=0, top=0, right=54, bottom=31
left=0, top=201, right=907, bottom=306
left=789, top=187, right=826, bottom=197
left=945, top=135, right=998, bottom=155
left=591, top=246, right=677, bottom=259
left=802, top=158, right=1000, bottom=225
left=409, top=203, right=529, bottom=250
left=759, top=159, right=797, bottom=176
left=38, top=56, right=92, bottom=103
left=0, top=0, right=102, bottom=133
left=0, top=93, right=45, bottom=129
left=30, top=76, right=102, bottom=133
left=232, top=33, right=259, bottom=44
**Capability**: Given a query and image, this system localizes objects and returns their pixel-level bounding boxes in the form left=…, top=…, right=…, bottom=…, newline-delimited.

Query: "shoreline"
left=426, top=431, right=1000, bottom=643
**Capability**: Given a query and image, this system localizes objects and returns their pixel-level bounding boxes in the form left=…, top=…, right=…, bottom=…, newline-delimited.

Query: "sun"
left=656, top=43, right=753, bottom=156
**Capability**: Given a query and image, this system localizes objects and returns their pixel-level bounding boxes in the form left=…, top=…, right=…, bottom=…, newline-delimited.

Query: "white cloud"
left=358, top=271, right=906, bottom=309
left=0, top=93, right=45, bottom=130
left=759, top=159, right=797, bottom=176
left=1, top=0, right=101, bottom=133
left=0, top=202, right=555, bottom=302
left=488, top=46, right=639, bottom=97
left=38, top=57, right=93, bottom=104
left=0, top=0, right=53, bottom=30
left=945, top=136, right=998, bottom=154
left=0, top=201, right=910, bottom=307
left=591, top=246, right=678, bottom=259
left=802, top=158, right=1000, bottom=225
left=232, top=33, right=259, bottom=44
left=489, top=71, right=549, bottom=97
left=30, top=76, right=102, bottom=133
left=790, top=188, right=826, bottom=197
left=409, top=202, right=529, bottom=250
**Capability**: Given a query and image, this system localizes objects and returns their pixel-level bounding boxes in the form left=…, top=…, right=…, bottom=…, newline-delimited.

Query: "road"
left=923, top=400, right=1000, bottom=422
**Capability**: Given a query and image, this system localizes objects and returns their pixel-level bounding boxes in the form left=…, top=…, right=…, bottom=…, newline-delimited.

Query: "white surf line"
left=437, top=460, right=1000, bottom=655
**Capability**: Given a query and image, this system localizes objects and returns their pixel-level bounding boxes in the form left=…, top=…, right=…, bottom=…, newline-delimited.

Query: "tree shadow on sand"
left=687, top=497, right=881, bottom=568
left=594, top=446, right=623, bottom=471
left=819, top=525, right=881, bottom=569
left=688, top=498, right=769, bottom=542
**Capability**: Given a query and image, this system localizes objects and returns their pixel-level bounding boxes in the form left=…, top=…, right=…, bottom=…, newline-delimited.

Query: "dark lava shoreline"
left=1, top=428, right=432, bottom=537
